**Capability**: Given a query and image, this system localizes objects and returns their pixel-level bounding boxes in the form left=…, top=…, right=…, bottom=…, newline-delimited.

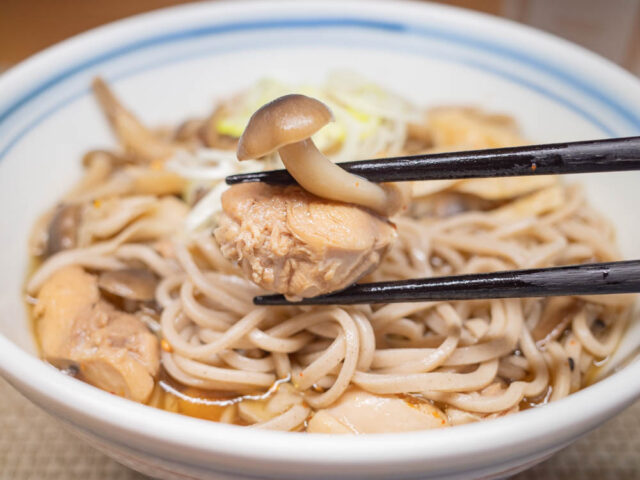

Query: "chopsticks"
left=253, top=260, right=640, bottom=305
left=226, top=136, right=640, bottom=185
left=228, top=136, right=640, bottom=306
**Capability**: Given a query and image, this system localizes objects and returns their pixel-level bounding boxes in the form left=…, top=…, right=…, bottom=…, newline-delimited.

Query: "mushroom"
left=45, top=204, right=82, bottom=257
left=173, top=118, right=207, bottom=146
left=236, top=94, right=409, bottom=217
left=200, top=105, right=240, bottom=150
left=82, top=149, right=131, bottom=168
left=92, top=77, right=176, bottom=162
left=98, top=268, right=158, bottom=302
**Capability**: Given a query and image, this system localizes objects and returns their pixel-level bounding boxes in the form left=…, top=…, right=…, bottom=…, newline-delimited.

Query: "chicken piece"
left=214, top=183, right=396, bottom=299
left=67, top=301, right=159, bottom=402
left=423, top=107, right=559, bottom=200
left=307, top=389, right=448, bottom=433
left=35, top=265, right=100, bottom=357
left=454, top=175, right=558, bottom=200
left=34, top=266, right=160, bottom=402
left=491, top=185, right=564, bottom=221
left=428, top=107, right=525, bottom=150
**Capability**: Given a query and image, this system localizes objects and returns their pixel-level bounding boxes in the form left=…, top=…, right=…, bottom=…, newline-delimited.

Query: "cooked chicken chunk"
left=35, top=266, right=100, bottom=357
left=214, top=183, right=396, bottom=299
left=34, top=266, right=160, bottom=402
left=306, top=389, right=448, bottom=433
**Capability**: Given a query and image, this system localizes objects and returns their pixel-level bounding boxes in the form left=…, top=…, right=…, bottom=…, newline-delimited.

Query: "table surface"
left=1, top=378, right=638, bottom=480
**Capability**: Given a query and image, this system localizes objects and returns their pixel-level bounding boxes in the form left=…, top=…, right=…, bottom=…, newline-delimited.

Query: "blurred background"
left=1, top=0, right=639, bottom=76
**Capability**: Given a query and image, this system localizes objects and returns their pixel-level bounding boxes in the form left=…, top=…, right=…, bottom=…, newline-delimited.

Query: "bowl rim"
left=1, top=0, right=639, bottom=473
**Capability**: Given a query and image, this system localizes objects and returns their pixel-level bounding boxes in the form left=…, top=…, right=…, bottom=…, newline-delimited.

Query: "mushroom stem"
left=278, top=139, right=390, bottom=216
left=235, top=93, right=409, bottom=216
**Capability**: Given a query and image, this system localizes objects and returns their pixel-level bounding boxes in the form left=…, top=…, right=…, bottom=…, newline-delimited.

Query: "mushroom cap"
left=98, top=268, right=158, bottom=302
left=236, top=94, right=333, bottom=160
left=45, top=204, right=82, bottom=258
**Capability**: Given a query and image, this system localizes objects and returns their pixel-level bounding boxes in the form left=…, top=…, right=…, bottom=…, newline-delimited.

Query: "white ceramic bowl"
left=1, top=1, right=640, bottom=479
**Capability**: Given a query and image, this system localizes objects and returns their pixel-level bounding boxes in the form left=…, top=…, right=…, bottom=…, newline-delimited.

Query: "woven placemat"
left=1, top=377, right=638, bottom=480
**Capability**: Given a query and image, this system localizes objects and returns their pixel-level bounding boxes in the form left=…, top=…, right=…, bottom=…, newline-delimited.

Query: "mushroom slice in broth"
left=98, top=268, right=159, bottom=302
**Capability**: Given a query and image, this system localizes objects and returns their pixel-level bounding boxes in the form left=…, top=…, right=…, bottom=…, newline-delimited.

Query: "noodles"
left=26, top=74, right=634, bottom=433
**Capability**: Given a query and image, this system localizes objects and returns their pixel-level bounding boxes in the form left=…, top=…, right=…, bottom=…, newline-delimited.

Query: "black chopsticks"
left=229, top=137, right=640, bottom=306
left=226, top=136, right=640, bottom=185
left=253, top=260, right=640, bottom=305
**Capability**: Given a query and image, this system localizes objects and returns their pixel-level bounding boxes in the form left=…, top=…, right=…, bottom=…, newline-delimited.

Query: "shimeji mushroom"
left=98, top=268, right=159, bottom=302
left=236, top=94, right=409, bottom=217
left=45, top=204, right=82, bottom=257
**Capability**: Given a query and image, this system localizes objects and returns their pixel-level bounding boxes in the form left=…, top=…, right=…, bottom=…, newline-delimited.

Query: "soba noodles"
left=26, top=72, right=633, bottom=433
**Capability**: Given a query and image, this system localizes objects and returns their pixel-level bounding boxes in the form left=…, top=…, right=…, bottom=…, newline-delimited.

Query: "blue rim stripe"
left=406, top=23, right=640, bottom=129
left=0, top=19, right=400, bottom=127
left=0, top=16, right=638, bottom=159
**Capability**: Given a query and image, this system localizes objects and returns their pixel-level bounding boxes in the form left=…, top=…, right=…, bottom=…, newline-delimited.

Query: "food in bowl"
left=25, top=72, right=633, bottom=433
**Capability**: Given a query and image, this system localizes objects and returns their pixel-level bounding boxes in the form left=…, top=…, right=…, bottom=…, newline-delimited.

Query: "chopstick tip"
left=253, top=294, right=290, bottom=306
left=225, top=174, right=242, bottom=185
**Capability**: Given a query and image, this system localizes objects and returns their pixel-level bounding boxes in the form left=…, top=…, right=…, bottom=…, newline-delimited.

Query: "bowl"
left=1, top=1, right=640, bottom=479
